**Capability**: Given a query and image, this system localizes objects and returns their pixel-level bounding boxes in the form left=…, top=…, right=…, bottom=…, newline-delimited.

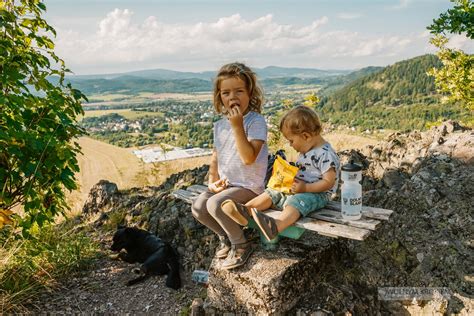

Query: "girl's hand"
left=227, top=105, right=244, bottom=129
left=291, top=179, right=306, bottom=193
left=208, top=178, right=229, bottom=193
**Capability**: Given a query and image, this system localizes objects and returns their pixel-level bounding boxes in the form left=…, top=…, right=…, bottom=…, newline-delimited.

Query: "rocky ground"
left=30, top=231, right=207, bottom=315
left=29, top=121, right=473, bottom=315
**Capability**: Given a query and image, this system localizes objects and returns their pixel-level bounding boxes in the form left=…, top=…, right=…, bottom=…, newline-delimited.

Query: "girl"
left=191, top=62, right=268, bottom=270
left=221, top=106, right=340, bottom=241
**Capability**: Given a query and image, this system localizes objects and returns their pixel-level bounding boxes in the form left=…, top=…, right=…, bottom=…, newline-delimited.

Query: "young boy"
left=221, top=105, right=340, bottom=241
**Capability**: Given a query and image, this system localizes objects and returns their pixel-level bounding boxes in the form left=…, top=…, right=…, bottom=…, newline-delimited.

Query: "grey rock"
left=82, top=180, right=118, bottom=214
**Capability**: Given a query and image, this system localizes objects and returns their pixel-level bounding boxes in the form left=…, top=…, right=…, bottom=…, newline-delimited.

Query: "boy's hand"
left=227, top=105, right=244, bottom=129
left=291, top=179, right=306, bottom=193
left=208, top=178, right=229, bottom=193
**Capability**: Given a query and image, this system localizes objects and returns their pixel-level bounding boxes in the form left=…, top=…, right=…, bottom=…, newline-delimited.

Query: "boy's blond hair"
left=279, top=105, right=322, bottom=135
left=213, top=62, right=264, bottom=114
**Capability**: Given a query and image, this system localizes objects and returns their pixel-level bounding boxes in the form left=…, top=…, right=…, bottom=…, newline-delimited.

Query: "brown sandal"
left=251, top=208, right=279, bottom=241
left=221, top=242, right=254, bottom=270
left=215, top=236, right=231, bottom=259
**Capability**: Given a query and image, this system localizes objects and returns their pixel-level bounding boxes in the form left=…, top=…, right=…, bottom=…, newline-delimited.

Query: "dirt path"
left=30, top=236, right=205, bottom=314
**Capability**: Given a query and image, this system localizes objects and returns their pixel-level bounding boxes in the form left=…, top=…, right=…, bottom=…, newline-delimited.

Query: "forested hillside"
left=317, top=54, right=472, bottom=131
left=320, top=54, right=442, bottom=111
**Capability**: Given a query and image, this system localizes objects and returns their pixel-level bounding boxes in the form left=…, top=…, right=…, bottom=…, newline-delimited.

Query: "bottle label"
left=348, top=173, right=358, bottom=180
left=350, top=197, right=362, bottom=206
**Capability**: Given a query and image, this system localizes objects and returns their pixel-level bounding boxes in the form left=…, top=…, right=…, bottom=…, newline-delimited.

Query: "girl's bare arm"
left=208, top=149, right=219, bottom=184
left=233, top=126, right=264, bottom=165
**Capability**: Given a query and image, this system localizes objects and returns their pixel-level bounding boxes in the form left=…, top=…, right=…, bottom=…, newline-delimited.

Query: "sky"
left=43, top=0, right=474, bottom=75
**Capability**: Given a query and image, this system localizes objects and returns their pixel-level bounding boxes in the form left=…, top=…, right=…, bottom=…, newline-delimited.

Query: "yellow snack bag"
left=267, top=155, right=299, bottom=194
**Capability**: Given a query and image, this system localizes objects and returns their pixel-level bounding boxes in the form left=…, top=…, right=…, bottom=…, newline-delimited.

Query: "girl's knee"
left=206, top=196, right=223, bottom=218
left=192, top=199, right=208, bottom=220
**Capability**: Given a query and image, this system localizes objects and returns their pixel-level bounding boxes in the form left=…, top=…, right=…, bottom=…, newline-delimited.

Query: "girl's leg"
left=191, top=191, right=226, bottom=236
left=192, top=191, right=231, bottom=258
left=206, top=187, right=257, bottom=245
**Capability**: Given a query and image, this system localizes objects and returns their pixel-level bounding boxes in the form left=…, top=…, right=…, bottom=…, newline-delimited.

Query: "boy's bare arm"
left=291, top=168, right=336, bottom=193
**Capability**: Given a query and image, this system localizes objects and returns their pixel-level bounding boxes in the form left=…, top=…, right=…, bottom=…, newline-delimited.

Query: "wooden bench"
left=173, top=184, right=393, bottom=242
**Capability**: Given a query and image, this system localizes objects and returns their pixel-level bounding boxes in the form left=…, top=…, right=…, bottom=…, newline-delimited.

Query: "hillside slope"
left=320, top=54, right=442, bottom=111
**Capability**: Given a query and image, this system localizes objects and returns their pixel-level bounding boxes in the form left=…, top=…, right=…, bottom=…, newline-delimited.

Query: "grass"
left=0, top=221, right=100, bottom=313
left=84, top=92, right=212, bottom=108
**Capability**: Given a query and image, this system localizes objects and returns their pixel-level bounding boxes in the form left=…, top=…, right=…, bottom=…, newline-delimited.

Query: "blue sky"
left=43, top=0, right=473, bottom=75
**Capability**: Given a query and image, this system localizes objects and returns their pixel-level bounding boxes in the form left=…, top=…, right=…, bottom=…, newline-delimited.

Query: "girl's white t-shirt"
left=213, top=111, right=268, bottom=194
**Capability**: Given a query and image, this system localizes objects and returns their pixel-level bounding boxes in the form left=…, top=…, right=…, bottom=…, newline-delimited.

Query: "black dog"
left=110, top=226, right=181, bottom=289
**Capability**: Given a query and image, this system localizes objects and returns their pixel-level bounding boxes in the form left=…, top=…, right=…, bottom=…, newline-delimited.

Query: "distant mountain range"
left=68, top=66, right=351, bottom=81
left=65, top=55, right=445, bottom=110
left=64, top=66, right=360, bottom=95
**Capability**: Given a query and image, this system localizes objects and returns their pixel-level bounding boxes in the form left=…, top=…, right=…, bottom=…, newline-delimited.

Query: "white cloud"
left=337, top=12, right=362, bottom=20
left=447, top=34, right=474, bottom=51
left=54, top=9, right=428, bottom=73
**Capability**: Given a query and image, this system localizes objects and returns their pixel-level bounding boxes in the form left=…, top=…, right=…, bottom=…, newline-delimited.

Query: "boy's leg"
left=251, top=205, right=300, bottom=241
left=245, top=192, right=273, bottom=211
left=221, top=192, right=273, bottom=226
left=274, top=205, right=301, bottom=232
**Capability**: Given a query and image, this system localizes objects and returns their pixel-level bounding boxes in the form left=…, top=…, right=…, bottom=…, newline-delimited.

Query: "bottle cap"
left=342, top=160, right=362, bottom=172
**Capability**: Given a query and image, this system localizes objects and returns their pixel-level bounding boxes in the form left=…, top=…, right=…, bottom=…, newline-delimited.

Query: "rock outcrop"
left=82, top=121, right=473, bottom=315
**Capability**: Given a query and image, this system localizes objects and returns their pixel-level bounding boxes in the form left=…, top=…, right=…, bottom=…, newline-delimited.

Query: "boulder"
left=82, top=180, right=118, bottom=214
left=207, top=235, right=335, bottom=315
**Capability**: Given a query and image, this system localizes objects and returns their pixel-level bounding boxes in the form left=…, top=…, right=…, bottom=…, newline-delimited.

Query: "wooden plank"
left=172, top=189, right=198, bottom=204
left=325, top=200, right=393, bottom=221
left=308, top=209, right=381, bottom=231
left=187, top=185, right=393, bottom=221
left=173, top=187, right=392, bottom=241
left=187, top=184, right=208, bottom=194
left=263, top=210, right=372, bottom=241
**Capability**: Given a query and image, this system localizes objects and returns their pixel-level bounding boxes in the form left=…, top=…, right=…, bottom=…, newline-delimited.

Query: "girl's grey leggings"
left=191, top=186, right=257, bottom=245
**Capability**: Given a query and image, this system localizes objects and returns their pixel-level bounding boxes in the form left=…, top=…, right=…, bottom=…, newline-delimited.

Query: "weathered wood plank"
left=173, top=185, right=395, bottom=241
left=186, top=184, right=391, bottom=223
left=264, top=210, right=371, bottom=241
left=187, top=185, right=393, bottom=221
left=172, top=189, right=198, bottom=204
left=325, top=200, right=393, bottom=221
left=174, top=189, right=370, bottom=239
left=187, top=184, right=208, bottom=194
left=308, top=209, right=381, bottom=230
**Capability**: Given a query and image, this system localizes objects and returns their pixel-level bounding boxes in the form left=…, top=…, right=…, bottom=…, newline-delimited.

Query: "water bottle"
left=341, top=160, right=362, bottom=220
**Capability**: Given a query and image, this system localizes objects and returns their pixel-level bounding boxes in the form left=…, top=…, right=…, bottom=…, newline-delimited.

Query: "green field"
left=81, top=109, right=163, bottom=120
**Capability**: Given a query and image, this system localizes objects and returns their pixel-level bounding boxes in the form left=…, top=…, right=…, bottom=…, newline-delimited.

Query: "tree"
left=303, top=92, right=320, bottom=108
left=1, top=0, right=86, bottom=233
left=427, top=0, right=474, bottom=110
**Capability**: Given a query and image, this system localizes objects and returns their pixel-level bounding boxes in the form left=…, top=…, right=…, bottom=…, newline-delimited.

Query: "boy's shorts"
left=264, top=188, right=329, bottom=217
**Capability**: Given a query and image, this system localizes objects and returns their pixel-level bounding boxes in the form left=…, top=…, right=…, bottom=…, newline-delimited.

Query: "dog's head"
left=111, top=225, right=134, bottom=252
